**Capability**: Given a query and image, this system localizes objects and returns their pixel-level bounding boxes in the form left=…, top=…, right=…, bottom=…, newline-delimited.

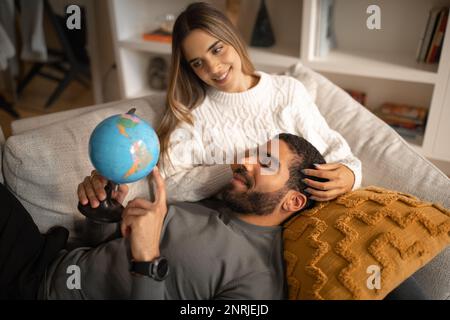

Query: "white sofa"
left=0, top=63, right=449, bottom=299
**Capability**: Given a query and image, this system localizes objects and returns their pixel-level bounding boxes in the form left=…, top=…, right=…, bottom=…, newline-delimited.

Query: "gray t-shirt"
left=40, top=202, right=286, bottom=299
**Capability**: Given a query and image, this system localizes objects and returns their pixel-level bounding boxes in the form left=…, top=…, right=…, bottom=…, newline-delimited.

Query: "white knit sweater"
left=161, top=71, right=362, bottom=202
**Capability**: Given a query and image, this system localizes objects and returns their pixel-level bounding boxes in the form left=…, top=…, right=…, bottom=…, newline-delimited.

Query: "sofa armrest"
left=11, top=100, right=129, bottom=135
left=12, top=94, right=166, bottom=134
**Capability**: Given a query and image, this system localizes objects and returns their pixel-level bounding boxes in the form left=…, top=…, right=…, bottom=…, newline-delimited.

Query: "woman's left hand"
left=301, top=163, right=355, bottom=201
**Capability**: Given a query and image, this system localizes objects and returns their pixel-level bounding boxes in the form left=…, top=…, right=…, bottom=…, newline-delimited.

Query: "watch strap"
left=131, top=257, right=169, bottom=281
left=131, top=261, right=152, bottom=277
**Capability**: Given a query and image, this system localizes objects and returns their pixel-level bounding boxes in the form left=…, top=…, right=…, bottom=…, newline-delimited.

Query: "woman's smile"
left=212, top=67, right=231, bottom=85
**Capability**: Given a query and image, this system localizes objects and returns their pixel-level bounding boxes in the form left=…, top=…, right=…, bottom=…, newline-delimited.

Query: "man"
left=1, top=133, right=328, bottom=299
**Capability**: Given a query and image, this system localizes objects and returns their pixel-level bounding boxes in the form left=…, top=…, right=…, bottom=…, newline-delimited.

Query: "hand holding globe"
left=78, top=108, right=160, bottom=223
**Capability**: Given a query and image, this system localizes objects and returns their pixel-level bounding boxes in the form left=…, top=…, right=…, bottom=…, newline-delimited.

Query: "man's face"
left=222, top=139, right=295, bottom=215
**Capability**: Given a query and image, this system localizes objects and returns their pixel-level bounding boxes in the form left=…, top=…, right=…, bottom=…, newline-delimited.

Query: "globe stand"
left=78, top=181, right=124, bottom=223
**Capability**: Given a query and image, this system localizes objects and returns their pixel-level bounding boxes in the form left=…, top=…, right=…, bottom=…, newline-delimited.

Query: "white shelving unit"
left=108, top=0, right=450, bottom=165
left=302, top=0, right=450, bottom=163
left=308, top=50, right=439, bottom=84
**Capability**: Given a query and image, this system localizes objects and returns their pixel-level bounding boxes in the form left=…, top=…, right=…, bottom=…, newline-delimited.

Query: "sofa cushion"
left=283, top=186, right=450, bottom=300
left=3, top=95, right=165, bottom=242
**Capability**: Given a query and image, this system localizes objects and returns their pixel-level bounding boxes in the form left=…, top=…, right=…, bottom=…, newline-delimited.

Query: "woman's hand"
left=301, top=163, right=355, bottom=201
left=77, top=170, right=129, bottom=208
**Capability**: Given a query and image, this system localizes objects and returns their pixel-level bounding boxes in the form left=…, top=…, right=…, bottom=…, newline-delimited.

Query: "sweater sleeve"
left=160, top=123, right=233, bottom=203
left=277, top=79, right=362, bottom=190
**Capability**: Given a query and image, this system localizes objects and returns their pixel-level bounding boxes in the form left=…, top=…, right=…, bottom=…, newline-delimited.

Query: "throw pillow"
left=282, top=62, right=318, bottom=102
left=283, top=186, right=450, bottom=300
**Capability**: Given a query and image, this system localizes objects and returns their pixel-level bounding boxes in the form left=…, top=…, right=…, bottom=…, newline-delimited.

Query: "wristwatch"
left=130, top=257, right=169, bottom=281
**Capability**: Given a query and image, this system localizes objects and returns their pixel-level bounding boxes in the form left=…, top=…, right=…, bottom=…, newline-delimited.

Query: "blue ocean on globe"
left=88, top=111, right=160, bottom=184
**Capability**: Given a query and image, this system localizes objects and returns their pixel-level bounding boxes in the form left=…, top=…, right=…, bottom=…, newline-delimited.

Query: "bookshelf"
left=108, top=0, right=450, bottom=164
left=307, top=50, right=439, bottom=84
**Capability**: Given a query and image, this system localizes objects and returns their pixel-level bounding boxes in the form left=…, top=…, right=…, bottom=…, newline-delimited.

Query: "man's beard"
left=221, top=183, right=288, bottom=216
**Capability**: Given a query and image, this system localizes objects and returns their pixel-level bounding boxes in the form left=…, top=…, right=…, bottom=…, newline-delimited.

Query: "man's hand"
left=77, top=170, right=129, bottom=208
left=302, top=163, right=355, bottom=201
left=121, top=167, right=168, bottom=262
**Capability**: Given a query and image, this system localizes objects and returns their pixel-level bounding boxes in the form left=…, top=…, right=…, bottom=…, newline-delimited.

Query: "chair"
left=0, top=94, right=19, bottom=118
left=16, top=0, right=90, bottom=108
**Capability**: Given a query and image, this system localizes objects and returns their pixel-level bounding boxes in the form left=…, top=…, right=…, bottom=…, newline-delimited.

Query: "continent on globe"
left=117, top=114, right=140, bottom=138
left=123, top=140, right=153, bottom=179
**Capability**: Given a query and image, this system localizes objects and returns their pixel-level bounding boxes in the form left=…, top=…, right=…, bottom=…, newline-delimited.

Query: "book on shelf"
left=142, top=28, right=172, bottom=43
left=375, top=113, right=423, bottom=130
left=426, top=8, right=449, bottom=63
left=378, top=102, right=428, bottom=122
left=392, top=126, right=424, bottom=144
left=377, top=118, right=424, bottom=142
left=417, top=7, right=441, bottom=62
left=416, top=7, right=449, bottom=64
left=315, top=0, right=336, bottom=57
left=344, top=89, right=367, bottom=106
left=374, top=102, right=428, bottom=140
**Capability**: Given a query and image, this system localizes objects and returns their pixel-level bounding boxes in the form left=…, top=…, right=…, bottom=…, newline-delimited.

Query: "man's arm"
left=121, top=167, right=169, bottom=299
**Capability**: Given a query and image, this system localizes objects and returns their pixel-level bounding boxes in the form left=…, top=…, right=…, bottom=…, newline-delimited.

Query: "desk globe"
left=78, top=108, right=160, bottom=223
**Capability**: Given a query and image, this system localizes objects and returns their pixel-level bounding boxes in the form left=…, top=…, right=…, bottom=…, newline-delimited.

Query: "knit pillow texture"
left=283, top=186, right=450, bottom=300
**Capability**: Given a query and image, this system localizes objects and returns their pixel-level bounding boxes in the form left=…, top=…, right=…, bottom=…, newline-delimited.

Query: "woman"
left=157, top=2, right=361, bottom=203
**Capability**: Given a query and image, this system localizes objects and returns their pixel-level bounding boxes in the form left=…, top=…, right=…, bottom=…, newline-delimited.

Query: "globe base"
left=78, top=198, right=124, bottom=223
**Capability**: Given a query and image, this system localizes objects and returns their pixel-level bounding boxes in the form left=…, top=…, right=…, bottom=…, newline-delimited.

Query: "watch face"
left=156, top=258, right=169, bottom=279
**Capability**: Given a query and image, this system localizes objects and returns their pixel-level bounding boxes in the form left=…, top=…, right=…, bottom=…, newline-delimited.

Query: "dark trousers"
left=0, top=183, right=68, bottom=299
left=385, top=275, right=429, bottom=300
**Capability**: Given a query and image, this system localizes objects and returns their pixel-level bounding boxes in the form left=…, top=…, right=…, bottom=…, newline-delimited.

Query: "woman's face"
left=182, top=29, right=251, bottom=93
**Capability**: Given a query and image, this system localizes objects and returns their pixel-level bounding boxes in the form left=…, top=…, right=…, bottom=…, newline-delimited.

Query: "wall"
left=93, top=0, right=120, bottom=102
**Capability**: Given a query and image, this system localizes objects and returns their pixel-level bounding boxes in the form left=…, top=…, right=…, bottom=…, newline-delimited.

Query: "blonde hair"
left=157, top=2, right=255, bottom=164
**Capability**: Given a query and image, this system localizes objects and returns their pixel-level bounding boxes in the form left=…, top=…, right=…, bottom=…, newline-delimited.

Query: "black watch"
left=131, top=257, right=169, bottom=281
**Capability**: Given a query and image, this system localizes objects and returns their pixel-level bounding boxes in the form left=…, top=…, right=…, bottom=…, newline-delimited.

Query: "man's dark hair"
left=277, top=133, right=327, bottom=210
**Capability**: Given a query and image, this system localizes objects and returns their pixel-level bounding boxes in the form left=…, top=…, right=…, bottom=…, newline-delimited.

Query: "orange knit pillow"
left=283, top=186, right=450, bottom=300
